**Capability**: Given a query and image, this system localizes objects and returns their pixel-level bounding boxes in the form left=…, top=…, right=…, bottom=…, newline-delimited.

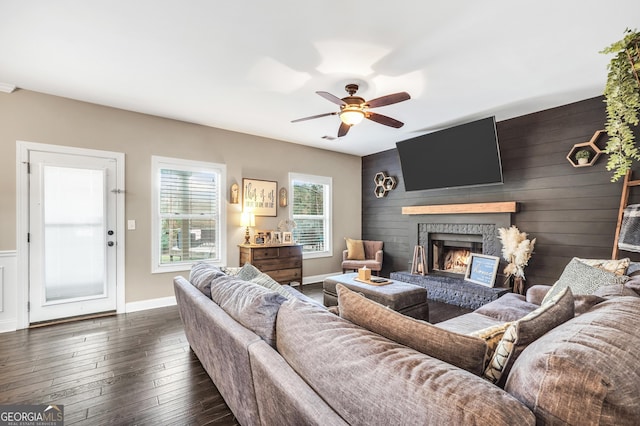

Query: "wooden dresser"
left=238, top=244, right=303, bottom=284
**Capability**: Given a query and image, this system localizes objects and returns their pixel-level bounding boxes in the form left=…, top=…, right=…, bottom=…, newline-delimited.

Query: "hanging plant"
left=601, top=28, right=640, bottom=182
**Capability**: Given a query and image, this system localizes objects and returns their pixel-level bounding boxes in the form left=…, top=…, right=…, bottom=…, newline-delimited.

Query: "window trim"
left=288, top=172, right=332, bottom=259
left=151, top=156, right=226, bottom=273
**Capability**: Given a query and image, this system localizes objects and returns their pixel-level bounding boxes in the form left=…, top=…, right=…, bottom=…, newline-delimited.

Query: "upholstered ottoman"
left=323, top=273, right=429, bottom=321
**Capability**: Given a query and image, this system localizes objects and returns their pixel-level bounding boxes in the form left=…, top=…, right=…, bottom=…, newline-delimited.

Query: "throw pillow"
left=576, top=257, right=630, bottom=276
left=236, top=262, right=263, bottom=281
left=541, top=257, right=627, bottom=305
left=345, top=238, right=365, bottom=260
left=249, top=272, right=292, bottom=299
left=484, top=286, right=574, bottom=387
left=189, top=262, right=226, bottom=298
left=469, top=322, right=512, bottom=369
left=209, top=275, right=286, bottom=347
left=220, top=266, right=241, bottom=276
left=336, top=283, right=488, bottom=376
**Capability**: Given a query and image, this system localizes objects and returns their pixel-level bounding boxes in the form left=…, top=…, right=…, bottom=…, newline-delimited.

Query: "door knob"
left=107, top=230, right=114, bottom=236
left=107, top=241, right=115, bottom=247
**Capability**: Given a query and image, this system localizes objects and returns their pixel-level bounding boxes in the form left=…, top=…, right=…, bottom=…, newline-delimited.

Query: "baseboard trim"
left=0, top=319, right=17, bottom=334
left=302, top=272, right=342, bottom=285
left=126, top=296, right=177, bottom=313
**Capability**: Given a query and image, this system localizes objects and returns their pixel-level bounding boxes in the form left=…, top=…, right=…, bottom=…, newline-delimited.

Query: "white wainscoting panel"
left=0, top=251, right=17, bottom=333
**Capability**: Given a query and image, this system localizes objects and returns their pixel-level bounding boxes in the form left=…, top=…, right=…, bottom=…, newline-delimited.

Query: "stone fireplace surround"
left=391, top=208, right=515, bottom=309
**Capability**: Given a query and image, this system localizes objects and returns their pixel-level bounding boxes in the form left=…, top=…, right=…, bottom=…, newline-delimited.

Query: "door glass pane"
left=43, top=166, right=106, bottom=302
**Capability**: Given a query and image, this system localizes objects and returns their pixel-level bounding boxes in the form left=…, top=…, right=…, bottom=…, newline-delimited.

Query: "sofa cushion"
left=506, top=297, right=640, bottom=425
left=474, top=293, right=539, bottom=322
left=337, top=284, right=488, bottom=375
left=576, top=257, right=630, bottom=276
left=345, top=237, right=365, bottom=260
left=276, top=298, right=536, bottom=426
left=542, top=257, right=627, bottom=305
left=592, top=283, right=639, bottom=299
left=209, top=275, right=286, bottom=347
left=484, top=287, right=574, bottom=387
left=189, top=262, right=226, bottom=298
left=625, top=275, right=640, bottom=295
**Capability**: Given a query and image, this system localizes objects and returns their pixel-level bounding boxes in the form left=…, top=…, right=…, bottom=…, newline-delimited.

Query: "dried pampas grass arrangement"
left=498, top=225, right=536, bottom=280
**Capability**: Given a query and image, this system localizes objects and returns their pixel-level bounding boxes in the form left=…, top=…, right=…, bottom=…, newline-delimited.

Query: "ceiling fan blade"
left=337, top=122, right=351, bottom=137
left=317, top=91, right=347, bottom=106
left=366, top=112, right=404, bottom=128
left=291, top=112, right=337, bottom=123
left=366, top=92, right=411, bottom=108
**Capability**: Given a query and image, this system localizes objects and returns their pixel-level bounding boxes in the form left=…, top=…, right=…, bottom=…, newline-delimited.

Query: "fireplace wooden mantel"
left=402, top=201, right=518, bottom=215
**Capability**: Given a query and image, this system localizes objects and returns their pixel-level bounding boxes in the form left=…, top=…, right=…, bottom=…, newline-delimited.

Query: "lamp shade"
left=340, top=107, right=365, bottom=125
left=241, top=212, right=255, bottom=227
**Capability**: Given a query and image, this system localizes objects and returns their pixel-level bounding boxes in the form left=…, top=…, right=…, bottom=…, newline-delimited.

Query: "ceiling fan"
left=292, top=84, right=410, bottom=137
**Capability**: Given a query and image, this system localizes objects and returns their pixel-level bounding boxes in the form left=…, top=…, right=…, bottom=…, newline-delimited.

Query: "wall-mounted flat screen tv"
left=396, top=116, right=503, bottom=191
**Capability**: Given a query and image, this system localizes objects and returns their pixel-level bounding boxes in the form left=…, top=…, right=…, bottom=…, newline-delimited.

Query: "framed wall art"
left=464, top=253, right=500, bottom=287
left=243, top=178, right=277, bottom=217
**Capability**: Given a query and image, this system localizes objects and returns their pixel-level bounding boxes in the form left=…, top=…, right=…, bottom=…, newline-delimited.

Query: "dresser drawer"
left=239, top=244, right=303, bottom=284
left=267, top=268, right=302, bottom=283
left=278, top=245, right=302, bottom=257
left=252, top=247, right=281, bottom=260
left=253, top=257, right=302, bottom=272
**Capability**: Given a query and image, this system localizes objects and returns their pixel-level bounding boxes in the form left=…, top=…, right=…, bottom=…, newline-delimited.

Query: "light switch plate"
left=127, top=219, right=136, bottom=230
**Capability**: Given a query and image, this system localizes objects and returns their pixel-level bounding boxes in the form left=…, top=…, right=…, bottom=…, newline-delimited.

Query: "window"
left=289, top=172, right=332, bottom=258
left=152, top=156, right=226, bottom=273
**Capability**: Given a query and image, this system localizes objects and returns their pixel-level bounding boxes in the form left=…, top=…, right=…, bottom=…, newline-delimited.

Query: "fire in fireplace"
left=430, top=233, right=483, bottom=275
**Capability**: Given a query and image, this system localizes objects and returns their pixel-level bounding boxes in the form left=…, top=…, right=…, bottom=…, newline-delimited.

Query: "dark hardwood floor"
left=0, top=282, right=469, bottom=425
left=0, top=305, right=239, bottom=425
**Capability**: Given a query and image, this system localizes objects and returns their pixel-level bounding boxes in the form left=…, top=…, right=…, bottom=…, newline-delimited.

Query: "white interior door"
left=28, top=151, right=118, bottom=323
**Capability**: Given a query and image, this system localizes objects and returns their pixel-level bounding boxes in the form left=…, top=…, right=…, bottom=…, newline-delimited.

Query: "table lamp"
left=241, top=212, right=255, bottom=244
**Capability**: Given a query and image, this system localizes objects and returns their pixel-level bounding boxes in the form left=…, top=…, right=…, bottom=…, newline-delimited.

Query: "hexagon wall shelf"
left=374, top=172, right=397, bottom=198
left=566, top=130, right=605, bottom=168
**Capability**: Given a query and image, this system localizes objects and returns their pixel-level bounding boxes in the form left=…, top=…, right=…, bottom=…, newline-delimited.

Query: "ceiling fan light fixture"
left=340, top=107, right=365, bottom=126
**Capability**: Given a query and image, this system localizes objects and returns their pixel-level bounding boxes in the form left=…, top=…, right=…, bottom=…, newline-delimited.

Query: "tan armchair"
left=341, top=240, right=384, bottom=273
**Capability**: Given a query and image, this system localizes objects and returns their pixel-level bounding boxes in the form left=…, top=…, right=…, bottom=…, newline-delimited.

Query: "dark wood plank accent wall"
left=362, top=96, right=640, bottom=285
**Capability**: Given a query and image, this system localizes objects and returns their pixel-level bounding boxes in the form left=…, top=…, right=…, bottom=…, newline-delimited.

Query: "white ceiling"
left=1, top=1, right=639, bottom=156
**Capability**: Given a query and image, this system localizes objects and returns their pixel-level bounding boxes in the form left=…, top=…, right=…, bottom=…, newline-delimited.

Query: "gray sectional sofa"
left=174, top=260, right=640, bottom=425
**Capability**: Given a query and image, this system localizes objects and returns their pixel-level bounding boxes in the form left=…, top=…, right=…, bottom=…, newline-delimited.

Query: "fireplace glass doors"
left=430, top=233, right=483, bottom=275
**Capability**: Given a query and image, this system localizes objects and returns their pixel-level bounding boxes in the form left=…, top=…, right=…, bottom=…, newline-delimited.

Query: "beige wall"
left=0, top=90, right=361, bottom=306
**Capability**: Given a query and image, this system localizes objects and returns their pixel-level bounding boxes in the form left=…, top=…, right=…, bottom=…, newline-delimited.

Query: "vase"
left=513, top=276, right=525, bottom=295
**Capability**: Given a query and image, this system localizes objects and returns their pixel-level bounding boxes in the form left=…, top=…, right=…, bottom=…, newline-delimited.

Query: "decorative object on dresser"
left=498, top=225, right=536, bottom=295
left=243, top=178, right=277, bottom=216
left=240, top=212, right=255, bottom=244
left=238, top=243, right=302, bottom=284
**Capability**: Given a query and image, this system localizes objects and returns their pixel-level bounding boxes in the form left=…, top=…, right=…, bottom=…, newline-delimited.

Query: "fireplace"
left=430, top=233, right=483, bottom=275
left=397, top=205, right=516, bottom=309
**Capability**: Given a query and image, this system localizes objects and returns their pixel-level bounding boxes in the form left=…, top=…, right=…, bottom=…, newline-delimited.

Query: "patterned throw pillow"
left=189, top=262, right=226, bottom=298
left=469, top=322, right=512, bottom=369
left=484, top=287, right=574, bottom=387
left=249, top=272, right=292, bottom=299
left=345, top=238, right=365, bottom=260
left=337, top=284, right=488, bottom=376
left=542, top=257, right=628, bottom=305
left=576, top=257, right=630, bottom=276
left=236, top=262, right=263, bottom=281
left=209, top=275, right=286, bottom=347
